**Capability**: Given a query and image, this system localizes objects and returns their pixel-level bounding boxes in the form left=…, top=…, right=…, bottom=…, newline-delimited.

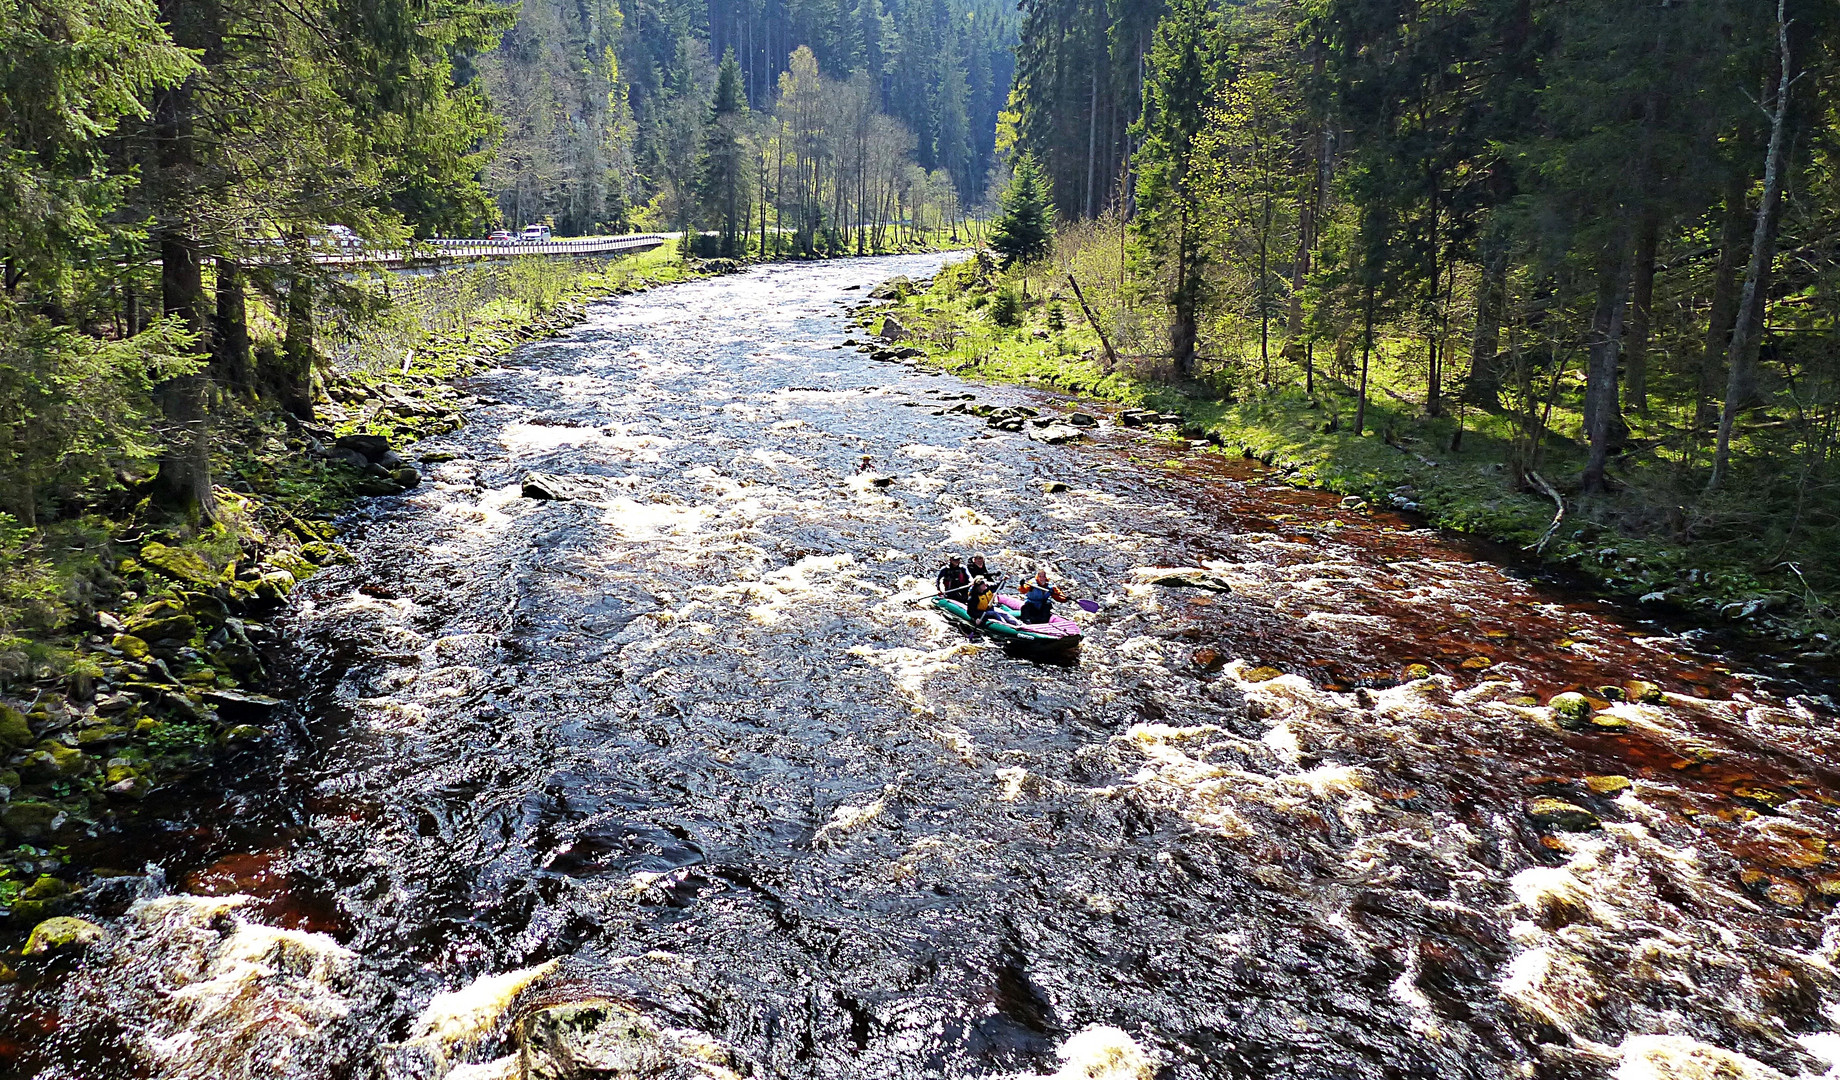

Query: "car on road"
left=487, top=229, right=514, bottom=244
left=519, top=224, right=552, bottom=243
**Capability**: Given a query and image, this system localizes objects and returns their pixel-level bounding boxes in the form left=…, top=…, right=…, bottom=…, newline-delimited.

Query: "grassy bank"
left=0, top=245, right=712, bottom=934
left=857, top=257, right=1836, bottom=653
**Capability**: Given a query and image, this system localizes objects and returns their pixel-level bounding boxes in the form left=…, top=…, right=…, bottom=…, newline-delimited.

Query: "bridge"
left=307, top=233, right=670, bottom=268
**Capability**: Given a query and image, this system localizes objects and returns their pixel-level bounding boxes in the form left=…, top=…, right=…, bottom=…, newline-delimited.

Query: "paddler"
left=1016, top=568, right=1069, bottom=625
left=935, top=555, right=971, bottom=605
left=965, top=554, right=1000, bottom=626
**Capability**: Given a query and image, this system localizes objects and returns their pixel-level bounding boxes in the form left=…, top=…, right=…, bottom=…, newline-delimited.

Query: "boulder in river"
left=522, top=473, right=603, bottom=502
left=24, top=916, right=105, bottom=956
left=204, top=689, right=286, bottom=719
left=518, top=999, right=742, bottom=1080
left=1028, top=424, right=1084, bottom=445
left=1547, top=692, right=1593, bottom=727
left=1525, top=796, right=1599, bottom=831
left=1623, top=679, right=1663, bottom=704
left=877, top=315, right=909, bottom=341
left=1133, top=567, right=1234, bottom=593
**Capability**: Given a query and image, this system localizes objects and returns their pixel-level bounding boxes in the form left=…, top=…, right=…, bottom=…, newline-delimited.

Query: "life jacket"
left=939, top=566, right=970, bottom=594
left=969, top=579, right=994, bottom=611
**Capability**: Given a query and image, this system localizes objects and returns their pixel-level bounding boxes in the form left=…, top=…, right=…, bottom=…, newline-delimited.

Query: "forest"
left=944, top=0, right=1839, bottom=637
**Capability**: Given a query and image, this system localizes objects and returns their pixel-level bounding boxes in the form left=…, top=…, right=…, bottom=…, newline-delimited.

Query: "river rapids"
left=11, top=255, right=1840, bottom=1080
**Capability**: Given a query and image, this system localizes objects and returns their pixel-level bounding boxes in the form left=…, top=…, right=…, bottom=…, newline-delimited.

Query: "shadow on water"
left=10, top=254, right=1840, bottom=1080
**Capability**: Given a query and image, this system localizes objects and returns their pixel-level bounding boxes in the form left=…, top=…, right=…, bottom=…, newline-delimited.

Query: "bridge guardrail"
left=305, top=233, right=669, bottom=266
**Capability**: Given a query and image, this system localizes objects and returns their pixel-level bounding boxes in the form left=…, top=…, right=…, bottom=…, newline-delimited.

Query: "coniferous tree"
left=1132, top=0, right=1217, bottom=375
left=697, top=51, right=753, bottom=256
left=990, top=155, right=1055, bottom=266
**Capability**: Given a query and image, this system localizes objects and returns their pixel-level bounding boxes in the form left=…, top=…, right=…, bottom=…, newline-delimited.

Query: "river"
left=14, top=254, right=1840, bottom=1079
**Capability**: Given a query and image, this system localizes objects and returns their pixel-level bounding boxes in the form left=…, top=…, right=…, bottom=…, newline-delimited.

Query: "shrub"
left=991, top=285, right=1023, bottom=328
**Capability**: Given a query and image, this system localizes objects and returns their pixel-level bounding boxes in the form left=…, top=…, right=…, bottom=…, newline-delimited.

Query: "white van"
left=520, top=224, right=552, bottom=243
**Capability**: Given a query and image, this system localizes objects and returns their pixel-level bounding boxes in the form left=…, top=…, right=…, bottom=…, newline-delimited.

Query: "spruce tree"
left=696, top=50, right=752, bottom=256
left=990, top=155, right=1054, bottom=266
left=1133, top=0, right=1218, bottom=374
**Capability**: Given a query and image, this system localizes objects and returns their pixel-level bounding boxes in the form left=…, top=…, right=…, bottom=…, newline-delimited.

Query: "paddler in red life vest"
left=1017, top=568, right=1069, bottom=624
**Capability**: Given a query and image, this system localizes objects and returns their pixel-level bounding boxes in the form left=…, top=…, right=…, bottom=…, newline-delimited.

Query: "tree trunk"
left=213, top=258, right=252, bottom=396
left=150, top=42, right=215, bottom=524
left=1463, top=230, right=1508, bottom=408
left=1709, top=0, right=1794, bottom=492
left=155, top=230, right=217, bottom=521
left=1085, top=65, right=1100, bottom=221
left=1170, top=206, right=1197, bottom=377
left=278, top=272, right=316, bottom=421
left=1625, top=211, right=1658, bottom=415
left=1581, top=241, right=1633, bottom=494
left=1697, top=171, right=1750, bottom=429
left=1355, top=280, right=1375, bottom=437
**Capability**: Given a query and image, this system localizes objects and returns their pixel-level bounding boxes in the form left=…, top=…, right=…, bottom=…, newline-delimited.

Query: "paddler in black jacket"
left=935, top=556, right=971, bottom=606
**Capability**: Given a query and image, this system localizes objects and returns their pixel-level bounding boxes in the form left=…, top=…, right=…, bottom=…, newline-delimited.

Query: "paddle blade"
left=1075, top=598, right=1100, bottom=613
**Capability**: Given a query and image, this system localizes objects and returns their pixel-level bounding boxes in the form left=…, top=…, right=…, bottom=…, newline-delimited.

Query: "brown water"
left=10, top=255, right=1840, bottom=1080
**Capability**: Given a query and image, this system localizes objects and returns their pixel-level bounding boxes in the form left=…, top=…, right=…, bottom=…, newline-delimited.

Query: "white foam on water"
left=1038, top=1025, right=1156, bottom=1080
left=441, top=1056, right=519, bottom=1080
left=1612, top=1034, right=1790, bottom=1080
left=814, top=796, right=886, bottom=844
left=408, top=959, right=560, bottom=1049
left=84, top=894, right=365, bottom=1080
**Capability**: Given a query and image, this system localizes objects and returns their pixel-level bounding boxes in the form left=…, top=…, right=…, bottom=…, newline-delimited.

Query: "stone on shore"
left=335, top=433, right=391, bottom=463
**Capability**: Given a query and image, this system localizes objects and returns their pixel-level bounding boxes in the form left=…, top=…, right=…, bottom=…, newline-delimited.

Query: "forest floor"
left=854, top=258, right=1837, bottom=659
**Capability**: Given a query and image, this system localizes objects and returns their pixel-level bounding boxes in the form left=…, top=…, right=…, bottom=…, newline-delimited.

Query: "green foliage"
left=694, top=51, right=752, bottom=256
left=0, top=312, right=202, bottom=524
left=990, top=155, right=1054, bottom=266
left=991, top=283, right=1024, bottom=327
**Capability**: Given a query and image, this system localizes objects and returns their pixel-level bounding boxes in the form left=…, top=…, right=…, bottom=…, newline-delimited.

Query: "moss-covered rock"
left=139, top=542, right=220, bottom=587
left=1548, top=692, right=1593, bottom=728
left=22, top=742, right=94, bottom=781
left=264, top=549, right=317, bottom=581
left=1526, top=796, right=1600, bottom=832
left=0, top=705, right=34, bottom=749
left=2, top=800, right=60, bottom=840
left=1585, top=774, right=1632, bottom=795
left=23, top=916, right=104, bottom=956
left=111, top=633, right=150, bottom=661
left=219, top=724, right=265, bottom=746
left=124, top=613, right=196, bottom=643
left=21, top=875, right=68, bottom=902
left=1624, top=679, right=1664, bottom=704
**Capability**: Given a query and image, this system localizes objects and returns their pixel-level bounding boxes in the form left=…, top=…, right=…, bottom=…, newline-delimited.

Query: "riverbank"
left=0, top=245, right=722, bottom=937
left=854, top=259, right=1837, bottom=656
